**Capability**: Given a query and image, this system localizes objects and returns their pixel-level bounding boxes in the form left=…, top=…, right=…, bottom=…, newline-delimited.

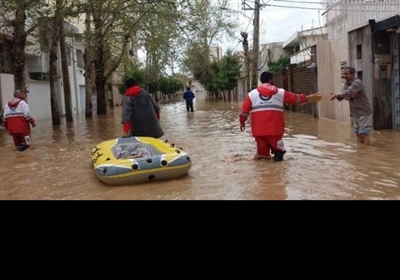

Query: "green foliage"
left=181, top=0, right=239, bottom=89
left=209, top=61, right=219, bottom=93
left=267, top=55, right=291, bottom=74
left=184, top=42, right=214, bottom=91
left=119, top=64, right=183, bottom=96
left=119, top=64, right=145, bottom=94
left=147, top=79, right=159, bottom=94
left=159, top=76, right=184, bottom=95
left=138, top=1, right=182, bottom=89
left=213, top=49, right=240, bottom=91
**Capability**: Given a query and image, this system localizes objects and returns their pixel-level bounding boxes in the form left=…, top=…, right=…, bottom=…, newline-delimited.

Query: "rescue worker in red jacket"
left=239, top=72, right=310, bottom=162
left=3, top=89, right=36, bottom=151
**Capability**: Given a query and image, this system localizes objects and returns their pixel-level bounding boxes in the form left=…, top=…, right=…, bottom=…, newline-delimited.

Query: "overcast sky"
left=221, top=0, right=328, bottom=53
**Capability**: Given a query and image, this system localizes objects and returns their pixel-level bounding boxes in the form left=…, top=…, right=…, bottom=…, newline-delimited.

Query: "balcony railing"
left=325, top=0, right=399, bottom=38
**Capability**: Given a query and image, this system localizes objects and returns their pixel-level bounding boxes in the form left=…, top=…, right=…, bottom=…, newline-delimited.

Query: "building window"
left=379, top=65, right=387, bottom=79
left=76, top=49, right=84, bottom=68
left=0, top=43, right=11, bottom=73
left=357, top=71, right=363, bottom=81
left=74, top=34, right=83, bottom=43
left=357, top=44, right=362, bottom=59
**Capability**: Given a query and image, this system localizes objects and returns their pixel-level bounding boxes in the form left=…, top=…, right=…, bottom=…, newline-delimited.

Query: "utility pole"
left=251, top=0, right=260, bottom=89
left=240, top=32, right=250, bottom=93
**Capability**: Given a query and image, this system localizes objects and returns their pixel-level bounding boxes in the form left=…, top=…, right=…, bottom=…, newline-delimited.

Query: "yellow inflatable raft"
left=91, top=137, right=192, bottom=185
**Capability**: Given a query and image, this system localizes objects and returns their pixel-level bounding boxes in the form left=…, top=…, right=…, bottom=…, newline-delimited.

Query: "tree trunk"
left=92, top=12, right=107, bottom=115
left=11, top=7, right=28, bottom=91
left=49, top=43, right=61, bottom=126
left=59, top=16, right=73, bottom=122
left=84, top=11, right=93, bottom=118
left=95, top=44, right=107, bottom=115
left=49, top=17, right=61, bottom=126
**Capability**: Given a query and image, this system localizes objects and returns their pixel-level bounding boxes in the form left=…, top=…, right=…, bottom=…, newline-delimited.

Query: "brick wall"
left=273, top=71, right=283, bottom=89
left=273, top=65, right=315, bottom=116
left=291, top=66, right=314, bottom=115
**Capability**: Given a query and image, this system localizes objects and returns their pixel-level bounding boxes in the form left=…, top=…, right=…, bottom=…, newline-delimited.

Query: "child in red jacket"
left=3, top=89, right=36, bottom=151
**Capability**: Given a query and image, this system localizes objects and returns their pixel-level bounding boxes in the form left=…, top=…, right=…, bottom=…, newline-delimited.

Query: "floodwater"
left=1, top=93, right=399, bottom=200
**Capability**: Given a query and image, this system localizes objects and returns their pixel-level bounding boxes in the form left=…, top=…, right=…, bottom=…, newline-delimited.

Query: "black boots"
left=16, top=144, right=30, bottom=151
left=273, top=150, right=286, bottom=162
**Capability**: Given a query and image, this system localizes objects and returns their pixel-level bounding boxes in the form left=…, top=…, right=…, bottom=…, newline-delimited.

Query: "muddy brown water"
left=1, top=94, right=399, bottom=200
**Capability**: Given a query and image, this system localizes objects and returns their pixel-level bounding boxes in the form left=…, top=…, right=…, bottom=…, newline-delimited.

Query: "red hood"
left=125, top=86, right=142, bottom=96
left=8, top=98, right=22, bottom=108
left=257, top=83, right=278, bottom=97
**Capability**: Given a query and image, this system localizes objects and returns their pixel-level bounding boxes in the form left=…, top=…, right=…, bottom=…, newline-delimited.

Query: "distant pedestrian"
left=183, top=86, right=195, bottom=112
left=239, top=71, right=314, bottom=162
left=330, top=66, right=372, bottom=145
left=121, top=78, right=164, bottom=139
left=3, top=89, right=36, bottom=151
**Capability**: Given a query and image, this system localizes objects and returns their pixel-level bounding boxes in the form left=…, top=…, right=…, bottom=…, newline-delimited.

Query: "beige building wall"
left=259, top=42, right=287, bottom=73
left=317, top=36, right=351, bottom=123
left=112, top=84, right=123, bottom=107
left=210, top=45, right=222, bottom=62
left=0, top=73, right=51, bottom=121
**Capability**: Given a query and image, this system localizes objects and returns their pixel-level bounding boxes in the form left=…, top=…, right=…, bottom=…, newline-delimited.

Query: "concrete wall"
left=27, top=80, right=51, bottom=121
left=0, top=73, right=51, bottom=121
left=112, top=85, right=123, bottom=107
left=0, top=73, right=15, bottom=113
left=348, top=25, right=378, bottom=126
left=317, top=37, right=351, bottom=123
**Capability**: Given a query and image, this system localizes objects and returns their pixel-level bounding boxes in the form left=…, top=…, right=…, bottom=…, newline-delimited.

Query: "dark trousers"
left=186, top=101, right=194, bottom=112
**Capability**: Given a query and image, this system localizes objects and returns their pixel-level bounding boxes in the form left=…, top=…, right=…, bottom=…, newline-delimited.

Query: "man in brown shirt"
left=330, top=66, right=372, bottom=145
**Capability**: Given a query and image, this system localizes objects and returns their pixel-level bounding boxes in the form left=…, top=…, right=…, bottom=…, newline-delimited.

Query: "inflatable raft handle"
left=92, top=151, right=103, bottom=163
left=91, top=146, right=100, bottom=155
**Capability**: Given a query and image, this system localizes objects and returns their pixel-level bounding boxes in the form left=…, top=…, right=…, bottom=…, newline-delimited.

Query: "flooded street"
left=1, top=93, right=399, bottom=200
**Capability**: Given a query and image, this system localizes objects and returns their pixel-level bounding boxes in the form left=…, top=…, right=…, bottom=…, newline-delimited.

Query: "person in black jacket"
left=183, top=86, right=195, bottom=112
left=121, top=78, right=164, bottom=138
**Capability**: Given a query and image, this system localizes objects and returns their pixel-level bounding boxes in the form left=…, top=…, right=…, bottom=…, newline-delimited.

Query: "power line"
left=272, top=0, right=323, bottom=4
left=232, top=11, right=255, bottom=52
left=266, top=4, right=325, bottom=10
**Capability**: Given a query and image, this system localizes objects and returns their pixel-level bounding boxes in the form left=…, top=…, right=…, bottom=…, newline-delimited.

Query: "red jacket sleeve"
left=283, top=91, right=308, bottom=104
left=123, top=122, right=131, bottom=133
left=239, top=95, right=252, bottom=124
left=28, top=118, right=35, bottom=126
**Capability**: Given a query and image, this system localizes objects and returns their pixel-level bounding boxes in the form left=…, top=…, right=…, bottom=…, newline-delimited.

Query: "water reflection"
left=1, top=94, right=399, bottom=200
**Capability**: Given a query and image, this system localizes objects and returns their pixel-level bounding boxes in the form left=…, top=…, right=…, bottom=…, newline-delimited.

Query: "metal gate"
left=392, top=33, right=400, bottom=130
